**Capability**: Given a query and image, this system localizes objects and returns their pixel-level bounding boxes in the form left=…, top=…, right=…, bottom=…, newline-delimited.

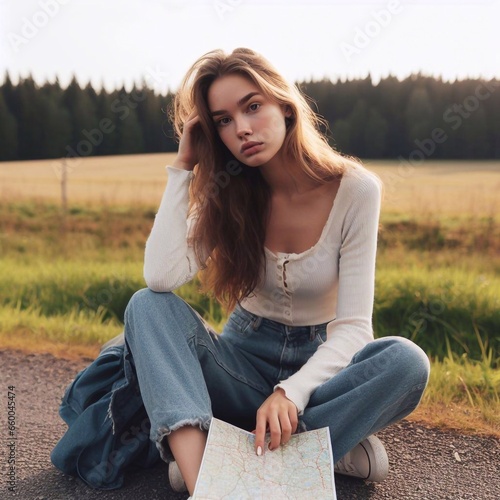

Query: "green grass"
left=1, top=202, right=499, bottom=361
left=374, top=266, right=500, bottom=363
left=422, top=334, right=500, bottom=429
left=0, top=304, right=121, bottom=347
left=0, top=257, right=143, bottom=321
left=2, top=258, right=497, bottom=364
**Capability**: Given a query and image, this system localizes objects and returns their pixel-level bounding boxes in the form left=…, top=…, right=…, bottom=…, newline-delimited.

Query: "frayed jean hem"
left=155, top=416, right=212, bottom=462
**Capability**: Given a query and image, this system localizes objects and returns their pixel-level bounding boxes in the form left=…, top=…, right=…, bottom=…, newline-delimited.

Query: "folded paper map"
left=192, top=417, right=336, bottom=499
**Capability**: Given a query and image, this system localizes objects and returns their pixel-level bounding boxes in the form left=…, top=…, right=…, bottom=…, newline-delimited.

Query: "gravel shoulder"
left=1, top=349, right=499, bottom=500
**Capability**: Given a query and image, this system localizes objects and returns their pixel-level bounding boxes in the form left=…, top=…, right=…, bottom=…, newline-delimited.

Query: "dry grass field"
left=1, top=154, right=499, bottom=217
left=365, top=159, right=500, bottom=217
left=0, top=153, right=172, bottom=206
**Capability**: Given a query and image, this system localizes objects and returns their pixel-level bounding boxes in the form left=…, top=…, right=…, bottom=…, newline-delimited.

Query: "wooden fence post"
left=61, top=158, right=68, bottom=215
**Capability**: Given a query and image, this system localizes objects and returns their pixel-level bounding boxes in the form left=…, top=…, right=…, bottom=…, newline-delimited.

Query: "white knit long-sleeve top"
left=144, top=164, right=382, bottom=413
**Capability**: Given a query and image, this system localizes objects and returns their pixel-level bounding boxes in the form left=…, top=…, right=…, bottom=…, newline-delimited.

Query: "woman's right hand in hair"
left=172, top=108, right=201, bottom=171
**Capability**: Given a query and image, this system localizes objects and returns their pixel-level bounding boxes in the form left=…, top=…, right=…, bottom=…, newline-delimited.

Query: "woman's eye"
left=249, top=103, right=260, bottom=112
left=217, top=117, right=231, bottom=126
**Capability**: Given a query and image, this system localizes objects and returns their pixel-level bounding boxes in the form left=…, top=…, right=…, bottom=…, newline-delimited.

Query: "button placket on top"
left=276, top=255, right=292, bottom=321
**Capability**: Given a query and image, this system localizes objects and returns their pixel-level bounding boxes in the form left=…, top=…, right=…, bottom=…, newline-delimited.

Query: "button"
left=277, top=265, right=283, bottom=270
left=278, top=276, right=282, bottom=281
left=285, top=311, right=291, bottom=316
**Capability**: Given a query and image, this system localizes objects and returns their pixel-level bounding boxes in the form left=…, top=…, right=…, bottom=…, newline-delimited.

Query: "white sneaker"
left=334, top=435, right=389, bottom=482
left=168, top=461, right=187, bottom=493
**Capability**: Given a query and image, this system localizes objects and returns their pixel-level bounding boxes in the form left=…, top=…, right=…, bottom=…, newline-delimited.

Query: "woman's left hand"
left=253, top=388, right=298, bottom=455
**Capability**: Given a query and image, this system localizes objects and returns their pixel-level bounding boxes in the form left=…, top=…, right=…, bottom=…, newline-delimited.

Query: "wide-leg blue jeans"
left=124, top=288, right=430, bottom=463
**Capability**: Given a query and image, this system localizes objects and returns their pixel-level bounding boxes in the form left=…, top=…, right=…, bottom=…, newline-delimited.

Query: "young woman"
left=52, top=48, right=430, bottom=497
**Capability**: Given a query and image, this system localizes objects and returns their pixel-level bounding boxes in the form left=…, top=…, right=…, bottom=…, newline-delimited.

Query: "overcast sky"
left=0, top=0, right=498, bottom=93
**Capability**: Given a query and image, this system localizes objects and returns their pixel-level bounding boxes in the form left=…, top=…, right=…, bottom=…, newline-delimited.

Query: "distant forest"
left=1, top=72, right=499, bottom=162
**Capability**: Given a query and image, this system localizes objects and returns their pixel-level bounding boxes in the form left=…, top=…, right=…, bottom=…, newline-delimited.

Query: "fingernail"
left=257, top=446, right=262, bottom=456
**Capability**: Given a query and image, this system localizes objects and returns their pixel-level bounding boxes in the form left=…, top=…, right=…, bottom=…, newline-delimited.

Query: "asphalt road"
left=1, top=349, right=499, bottom=500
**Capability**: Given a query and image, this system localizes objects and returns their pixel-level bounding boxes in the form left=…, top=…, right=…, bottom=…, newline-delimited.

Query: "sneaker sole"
left=359, top=435, right=389, bottom=482
left=168, top=461, right=187, bottom=493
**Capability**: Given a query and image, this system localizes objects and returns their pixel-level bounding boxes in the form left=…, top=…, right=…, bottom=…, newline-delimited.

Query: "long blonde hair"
left=171, top=47, right=361, bottom=311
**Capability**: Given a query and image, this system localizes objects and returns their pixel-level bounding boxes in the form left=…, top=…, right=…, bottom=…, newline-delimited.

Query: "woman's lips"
left=240, top=142, right=263, bottom=156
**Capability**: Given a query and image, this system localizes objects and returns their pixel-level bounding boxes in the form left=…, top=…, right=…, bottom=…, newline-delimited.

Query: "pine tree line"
left=1, top=72, right=499, bottom=162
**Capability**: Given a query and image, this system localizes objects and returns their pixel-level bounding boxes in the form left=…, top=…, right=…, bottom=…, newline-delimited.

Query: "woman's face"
left=207, top=74, right=291, bottom=167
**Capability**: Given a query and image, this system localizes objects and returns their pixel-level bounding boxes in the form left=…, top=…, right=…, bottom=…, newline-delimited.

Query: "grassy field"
left=1, top=154, right=499, bottom=435
left=2, top=154, right=499, bottom=215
